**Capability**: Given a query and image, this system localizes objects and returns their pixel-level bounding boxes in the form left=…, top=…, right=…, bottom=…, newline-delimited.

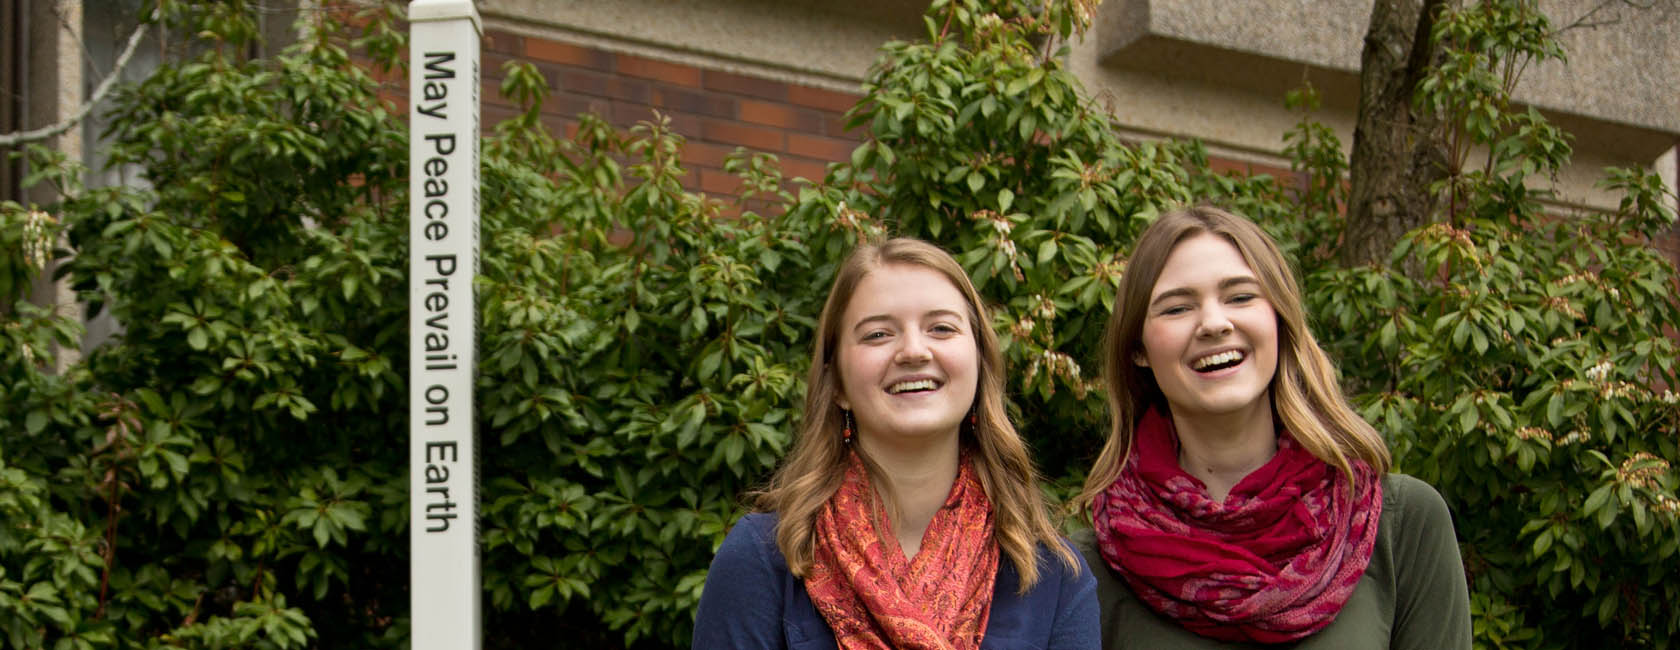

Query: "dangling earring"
left=968, top=410, right=978, bottom=436
left=842, top=409, right=855, bottom=444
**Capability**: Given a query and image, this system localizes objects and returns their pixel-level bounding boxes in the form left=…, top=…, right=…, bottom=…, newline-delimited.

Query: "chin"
left=876, top=422, right=962, bottom=440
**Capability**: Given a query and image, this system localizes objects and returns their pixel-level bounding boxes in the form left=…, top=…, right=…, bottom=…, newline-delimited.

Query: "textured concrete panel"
left=480, top=0, right=925, bottom=91
left=484, top=0, right=1676, bottom=211
left=1098, top=0, right=1680, bottom=140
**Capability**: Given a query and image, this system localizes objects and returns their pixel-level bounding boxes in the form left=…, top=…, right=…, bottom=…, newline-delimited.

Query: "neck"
left=855, top=429, right=961, bottom=560
left=1170, top=401, right=1277, bottom=503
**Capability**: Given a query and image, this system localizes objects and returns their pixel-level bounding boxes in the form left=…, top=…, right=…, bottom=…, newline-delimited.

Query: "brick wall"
left=370, top=25, right=1680, bottom=276
left=1660, top=148, right=1680, bottom=272
left=480, top=30, right=864, bottom=203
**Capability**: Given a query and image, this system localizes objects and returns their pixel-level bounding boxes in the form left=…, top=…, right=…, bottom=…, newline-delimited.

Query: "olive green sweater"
left=1072, top=474, right=1471, bottom=649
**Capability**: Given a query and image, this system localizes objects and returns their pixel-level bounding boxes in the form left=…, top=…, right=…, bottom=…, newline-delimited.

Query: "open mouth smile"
left=886, top=378, right=942, bottom=394
left=1191, top=350, right=1245, bottom=372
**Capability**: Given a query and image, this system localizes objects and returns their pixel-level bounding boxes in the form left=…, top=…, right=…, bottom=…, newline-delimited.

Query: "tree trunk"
left=1342, top=0, right=1452, bottom=268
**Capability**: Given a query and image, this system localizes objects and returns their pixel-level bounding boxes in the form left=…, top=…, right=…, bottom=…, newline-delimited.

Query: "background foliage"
left=0, top=0, right=1675, bottom=648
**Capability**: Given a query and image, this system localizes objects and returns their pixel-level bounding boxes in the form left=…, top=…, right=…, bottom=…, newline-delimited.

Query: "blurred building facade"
left=6, top=0, right=1679, bottom=319
left=470, top=0, right=1680, bottom=253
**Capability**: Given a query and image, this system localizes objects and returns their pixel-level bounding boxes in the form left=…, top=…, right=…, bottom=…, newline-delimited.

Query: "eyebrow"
left=851, top=308, right=967, bottom=332
left=1149, top=276, right=1261, bottom=307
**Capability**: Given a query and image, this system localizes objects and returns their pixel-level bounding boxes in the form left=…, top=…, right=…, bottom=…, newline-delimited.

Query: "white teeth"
left=888, top=379, right=939, bottom=394
left=1193, top=350, right=1244, bottom=370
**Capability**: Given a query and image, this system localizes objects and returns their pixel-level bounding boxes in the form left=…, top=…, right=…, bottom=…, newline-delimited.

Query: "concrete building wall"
left=1087, top=0, right=1680, bottom=211
left=477, top=0, right=1678, bottom=217
left=8, top=1, right=1676, bottom=289
left=10, top=0, right=88, bottom=370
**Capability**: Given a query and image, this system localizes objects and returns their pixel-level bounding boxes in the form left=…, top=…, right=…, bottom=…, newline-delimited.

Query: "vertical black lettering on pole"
left=408, top=2, right=481, bottom=649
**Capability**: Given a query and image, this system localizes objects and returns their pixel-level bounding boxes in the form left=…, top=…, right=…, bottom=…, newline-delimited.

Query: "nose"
left=1198, top=304, right=1234, bottom=338
left=895, top=331, right=933, bottom=364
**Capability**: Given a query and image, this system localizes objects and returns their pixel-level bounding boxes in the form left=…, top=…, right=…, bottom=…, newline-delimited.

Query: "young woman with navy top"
left=693, top=237, right=1099, bottom=649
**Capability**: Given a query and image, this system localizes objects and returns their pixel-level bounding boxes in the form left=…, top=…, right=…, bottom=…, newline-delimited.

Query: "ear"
left=1132, top=351, right=1150, bottom=368
left=836, top=394, right=851, bottom=410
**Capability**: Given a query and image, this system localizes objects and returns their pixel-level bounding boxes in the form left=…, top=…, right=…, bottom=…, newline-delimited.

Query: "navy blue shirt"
left=692, top=512, right=1100, bottom=649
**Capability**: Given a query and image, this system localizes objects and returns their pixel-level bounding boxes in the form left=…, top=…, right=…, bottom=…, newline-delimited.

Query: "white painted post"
left=408, top=1, right=480, bottom=648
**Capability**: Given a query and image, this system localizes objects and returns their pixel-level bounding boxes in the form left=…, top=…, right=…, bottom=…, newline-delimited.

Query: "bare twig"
left=1557, top=0, right=1661, bottom=33
left=0, top=20, right=148, bottom=147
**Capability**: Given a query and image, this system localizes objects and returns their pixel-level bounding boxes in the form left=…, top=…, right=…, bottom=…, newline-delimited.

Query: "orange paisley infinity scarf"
left=806, top=452, right=1000, bottom=650
left=1092, top=408, right=1382, bottom=643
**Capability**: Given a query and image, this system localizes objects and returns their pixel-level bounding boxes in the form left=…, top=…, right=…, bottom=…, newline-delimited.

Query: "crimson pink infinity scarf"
left=1092, top=408, right=1381, bottom=643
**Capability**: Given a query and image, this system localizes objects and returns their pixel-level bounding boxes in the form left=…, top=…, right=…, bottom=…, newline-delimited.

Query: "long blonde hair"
left=755, top=237, right=1076, bottom=590
left=1075, top=206, right=1390, bottom=511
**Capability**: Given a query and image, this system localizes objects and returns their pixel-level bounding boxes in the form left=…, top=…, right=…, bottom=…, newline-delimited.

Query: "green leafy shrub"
left=787, top=0, right=1196, bottom=485
left=1297, top=2, right=1680, bottom=647
left=3, top=0, right=1675, bottom=648
left=1, top=1, right=832, bottom=647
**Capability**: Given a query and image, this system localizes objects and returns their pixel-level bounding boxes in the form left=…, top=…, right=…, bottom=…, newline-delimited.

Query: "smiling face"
left=1135, top=233, right=1279, bottom=422
left=834, top=263, right=981, bottom=447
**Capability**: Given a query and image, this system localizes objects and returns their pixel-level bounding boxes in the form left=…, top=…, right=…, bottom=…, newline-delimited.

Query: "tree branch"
left=1558, top=0, right=1661, bottom=33
left=0, top=20, right=149, bottom=147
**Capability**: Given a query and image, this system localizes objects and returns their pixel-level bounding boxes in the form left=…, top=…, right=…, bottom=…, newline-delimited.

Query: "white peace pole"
left=408, top=1, right=481, bottom=647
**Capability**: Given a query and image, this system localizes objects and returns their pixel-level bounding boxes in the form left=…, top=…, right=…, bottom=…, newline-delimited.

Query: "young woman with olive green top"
left=1073, top=206, right=1471, bottom=649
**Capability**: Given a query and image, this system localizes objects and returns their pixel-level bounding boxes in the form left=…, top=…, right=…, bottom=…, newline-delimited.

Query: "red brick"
left=483, top=103, right=522, bottom=129
left=652, top=86, right=737, bottom=119
left=540, top=94, right=604, bottom=122
left=680, top=141, right=735, bottom=170
left=524, top=39, right=614, bottom=70
left=607, top=226, right=635, bottom=247
left=537, top=114, right=582, bottom=142
left=557, top=69, right=651, bottom=104
left=702, top=118, right=784, bottom=151
left=781, top=156, right=832, bottom=182
left=663, top=112, right=704, bottom=140
left=822, top=113, right=863, bottom=138
left=738, top=99, right=824, bottom=132
left=482, top=51, right=512, bottom=80
left=1658, top=228, right=1680, bottom=268
left=702, top=70, right=788, bottom=101
left=482, top=30, right=524, bottom=55
left=743, top=197, right=787, bottom=218
left=1207, top=156, right=1308, bottom=191
left=786, top=133, right=856, bottom=162
left=609, top=102, right=657, bottom=128
left=700, top=168, right=741, bottom=195
left=482, top=76, right=516, bottom=109
left=617, top=53, right=702, bottom=88
left=788, top=84, right=860, bottom=113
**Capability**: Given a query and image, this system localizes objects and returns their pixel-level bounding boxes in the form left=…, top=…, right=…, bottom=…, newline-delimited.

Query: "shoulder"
left=1377, top=475, right=1473, bottom=649
left=1380, top=474, right=1455, bottom=534
left=1068, top=527, right=1098, bottom=558
left=714, top=512, right=783, bottom=568
left=1000, top=535, right=1095, bottom=594
left=1043, top=534, right=1095, bottom=581
left=695, top=512, right=801, bottom=649
left=1067, top=527, right=1114, bottom=589
left=986, top=536, right=1100, bottom=648
left=703, top=511, right=790, bottom=595
left=731, top=511, right=780, bottom=540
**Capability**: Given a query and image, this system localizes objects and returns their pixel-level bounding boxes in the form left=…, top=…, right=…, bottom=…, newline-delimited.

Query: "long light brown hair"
left=1075, top=206, right=1390, bottom=511
left=755, top=237, right=1076, bottom=590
